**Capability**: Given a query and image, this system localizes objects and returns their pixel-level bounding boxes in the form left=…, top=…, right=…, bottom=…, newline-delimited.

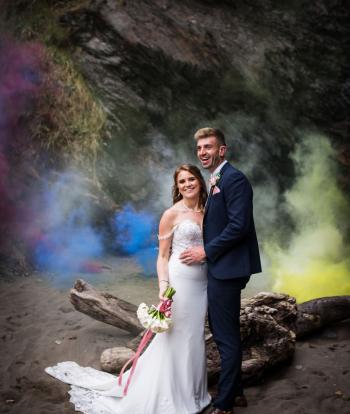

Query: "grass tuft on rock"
left=2, top=0, right=106, bottom=179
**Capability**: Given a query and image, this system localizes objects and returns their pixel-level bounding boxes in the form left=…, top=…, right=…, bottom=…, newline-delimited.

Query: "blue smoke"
left=33, top=172, right=103, bottom=275
left=112, top=204, right=158, bottom=275
left=32, top=173, right=159, bottom=279
left=35, top=224, right=103, bottom=273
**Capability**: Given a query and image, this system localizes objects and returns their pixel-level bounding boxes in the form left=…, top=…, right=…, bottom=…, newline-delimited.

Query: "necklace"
left=181, top=200, right=202, bottom=213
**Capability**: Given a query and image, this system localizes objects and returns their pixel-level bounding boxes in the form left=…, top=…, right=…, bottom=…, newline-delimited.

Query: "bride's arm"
left=157, top=209, right=176, bottom=300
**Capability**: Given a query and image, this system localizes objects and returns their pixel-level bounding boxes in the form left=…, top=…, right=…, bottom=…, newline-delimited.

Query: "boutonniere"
left=209, top=173, right=221, bottom=195
left=209, top=173, right=221, bottom=187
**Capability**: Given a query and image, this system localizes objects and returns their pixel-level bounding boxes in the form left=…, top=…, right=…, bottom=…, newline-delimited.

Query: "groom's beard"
left=204, top=153, right=222, bottom=170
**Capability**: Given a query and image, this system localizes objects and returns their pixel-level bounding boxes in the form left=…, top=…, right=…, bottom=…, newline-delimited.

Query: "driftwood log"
left=296, top=295, right=350, bottom=337
left=70, top=279, right=141, bottom=335
left=70, top=279, right=350, bottom=384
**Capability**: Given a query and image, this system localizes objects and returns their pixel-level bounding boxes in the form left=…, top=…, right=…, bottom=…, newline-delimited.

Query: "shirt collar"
left=211, top=160, right=227, bottom=177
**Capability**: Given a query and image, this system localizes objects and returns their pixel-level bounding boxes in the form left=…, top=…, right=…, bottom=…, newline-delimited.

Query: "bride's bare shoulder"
left=161, top=205, right=176, bottom=220
left=160, top=203, right=183, bottom=224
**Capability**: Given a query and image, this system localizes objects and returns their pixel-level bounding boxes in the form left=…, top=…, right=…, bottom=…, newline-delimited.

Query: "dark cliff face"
left=58, top=0, right=350, bottom=200
left=2, top=0, right=350, bottom=199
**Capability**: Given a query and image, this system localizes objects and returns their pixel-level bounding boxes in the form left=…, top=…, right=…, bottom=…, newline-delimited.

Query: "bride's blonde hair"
left=172, top=164, right=207, bottom=210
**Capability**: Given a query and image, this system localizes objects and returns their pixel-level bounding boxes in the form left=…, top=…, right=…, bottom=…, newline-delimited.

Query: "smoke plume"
left=266, top=134, right=350, bottom=302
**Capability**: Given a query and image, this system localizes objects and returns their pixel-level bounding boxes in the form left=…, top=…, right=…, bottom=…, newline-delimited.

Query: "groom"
left=180, top=127, right=261, bottom=414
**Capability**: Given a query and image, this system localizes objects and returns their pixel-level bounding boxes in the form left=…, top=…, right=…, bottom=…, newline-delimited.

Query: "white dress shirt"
left=211, top=160, right=227, bottom=178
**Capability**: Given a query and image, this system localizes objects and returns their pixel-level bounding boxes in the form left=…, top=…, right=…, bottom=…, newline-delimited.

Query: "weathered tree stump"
left=70, top=279, right=350, bottom=384
left=207, top=292, right=298, bottom=384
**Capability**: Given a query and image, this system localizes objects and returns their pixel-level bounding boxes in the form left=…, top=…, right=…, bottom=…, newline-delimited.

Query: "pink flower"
left=209, top=173, right=221, bottom=187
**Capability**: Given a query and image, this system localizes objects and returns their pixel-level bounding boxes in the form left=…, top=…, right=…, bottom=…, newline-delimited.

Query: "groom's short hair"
left=194, top=127, right=226, bottom=146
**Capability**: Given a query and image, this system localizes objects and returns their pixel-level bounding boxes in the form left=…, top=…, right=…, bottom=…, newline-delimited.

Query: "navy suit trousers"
left=207, top=275, right=250, bottom=410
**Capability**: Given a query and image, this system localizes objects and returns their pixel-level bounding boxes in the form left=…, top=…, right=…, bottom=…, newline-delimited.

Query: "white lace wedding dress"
left=45, top=219, right=211, bottom=414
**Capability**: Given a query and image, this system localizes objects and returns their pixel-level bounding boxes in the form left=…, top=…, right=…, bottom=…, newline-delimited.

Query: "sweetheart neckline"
left=173, top=218, right=202, bottom=231
left=157, top=219, right=203, bottom=241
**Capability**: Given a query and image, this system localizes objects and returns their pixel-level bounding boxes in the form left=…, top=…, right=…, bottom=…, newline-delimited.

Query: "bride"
left=45, top=164, right=211, bottom=414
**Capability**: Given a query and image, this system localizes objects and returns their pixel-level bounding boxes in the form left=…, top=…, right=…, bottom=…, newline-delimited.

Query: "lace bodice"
left=170, top=219, right=203, bottom=256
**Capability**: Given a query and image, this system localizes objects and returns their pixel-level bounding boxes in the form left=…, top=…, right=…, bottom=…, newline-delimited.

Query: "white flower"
left=136, top=295, right=175, bottom=333
left=149, top=317, right=172, bottom=333
left=151, top=320, right=165, bottom=333
left=166, top=318, right=173, bottom=329
left=137, top=303, right=153, bottom=328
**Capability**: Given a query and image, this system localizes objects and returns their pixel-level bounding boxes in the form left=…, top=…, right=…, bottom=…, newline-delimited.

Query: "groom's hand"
left=179, top=246, right=206, bottom=265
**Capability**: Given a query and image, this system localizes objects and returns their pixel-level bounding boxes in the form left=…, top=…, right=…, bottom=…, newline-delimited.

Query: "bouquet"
left=137, top=286, right=176, bottom=333
left=118, top=286, right=176, bottom=395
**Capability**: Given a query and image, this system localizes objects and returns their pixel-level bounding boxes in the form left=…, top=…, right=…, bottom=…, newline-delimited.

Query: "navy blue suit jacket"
left=203, top=162, right=262, bottom=279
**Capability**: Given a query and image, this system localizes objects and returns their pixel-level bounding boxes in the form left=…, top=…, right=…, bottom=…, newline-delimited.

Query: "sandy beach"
left=1, top=273, right=349, bottom=414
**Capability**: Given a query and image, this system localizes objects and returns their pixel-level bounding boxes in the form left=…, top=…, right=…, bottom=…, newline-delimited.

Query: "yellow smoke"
left=266, top=134, right=350, bottom=303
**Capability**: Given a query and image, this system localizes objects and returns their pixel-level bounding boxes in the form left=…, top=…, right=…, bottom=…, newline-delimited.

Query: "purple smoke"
left=0, top=37, right=45, bottom=250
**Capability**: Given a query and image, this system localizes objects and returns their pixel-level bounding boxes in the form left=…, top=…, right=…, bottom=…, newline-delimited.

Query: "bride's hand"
left=159, top=290, right=167, bottom=301
left=158, top=280, right=169, bottom=301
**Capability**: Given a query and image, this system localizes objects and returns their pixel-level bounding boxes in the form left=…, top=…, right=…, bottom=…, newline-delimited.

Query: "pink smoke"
left=0, top=37, right=46, bottom=250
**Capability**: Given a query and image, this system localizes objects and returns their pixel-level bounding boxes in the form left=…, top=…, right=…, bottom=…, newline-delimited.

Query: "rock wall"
left=59, top=0, right=350, bottom=198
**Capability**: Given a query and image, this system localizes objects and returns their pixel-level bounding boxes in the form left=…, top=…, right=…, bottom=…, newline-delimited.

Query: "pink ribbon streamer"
left=117, top=298, right=173, bottom=396
left=118, top=328, right=154, bottom=396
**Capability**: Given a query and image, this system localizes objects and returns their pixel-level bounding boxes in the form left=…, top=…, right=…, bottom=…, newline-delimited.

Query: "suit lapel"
left=204, top=162, right=230, bottom=218
left=218, top=161, right=230, bottom=176
left=204, top=186, right=214, bottom=217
